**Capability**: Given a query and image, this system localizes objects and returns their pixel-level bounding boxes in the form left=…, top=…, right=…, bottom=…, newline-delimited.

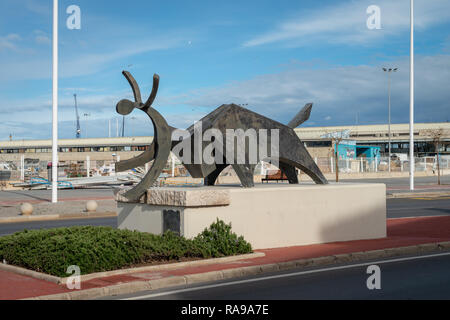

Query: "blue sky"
left=0, top=0, right=449, bottom=140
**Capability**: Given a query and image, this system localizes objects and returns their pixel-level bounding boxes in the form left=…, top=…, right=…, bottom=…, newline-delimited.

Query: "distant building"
left=0, top=122, right=448, bottom=164
left=0, top=137, right=153, bottom=163
left=295, top=122, right=450, bottom=158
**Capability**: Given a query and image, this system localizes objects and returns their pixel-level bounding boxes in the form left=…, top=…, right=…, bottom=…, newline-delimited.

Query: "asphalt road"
left=112, top=252, right=450, bottom=300
left=341, top=175, right=450, bottom=187
left=387, top=197, right=450, bottom=218
left=0, top=197, right=449, bottom=236
left=0, top=217, right=117, bottom=236
left=0, top=188, right=115, bottom=203
left=0, top=175, right=448, bottom=203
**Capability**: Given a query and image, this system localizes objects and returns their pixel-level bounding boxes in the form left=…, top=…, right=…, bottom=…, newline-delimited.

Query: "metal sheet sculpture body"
left=116, top=71, right=328, bottom=201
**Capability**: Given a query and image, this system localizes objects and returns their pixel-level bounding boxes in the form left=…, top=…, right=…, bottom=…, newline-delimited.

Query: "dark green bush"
left=193, top=219, right=253, bottom=257
left=0, top=220, right=252, bottom=277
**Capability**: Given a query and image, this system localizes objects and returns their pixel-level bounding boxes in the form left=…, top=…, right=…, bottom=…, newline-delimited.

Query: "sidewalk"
left=387, top=184, right=450, bottom=198
left=0, top=196, right=116, bottom=219
left=2, top=215, right=450, bottom=300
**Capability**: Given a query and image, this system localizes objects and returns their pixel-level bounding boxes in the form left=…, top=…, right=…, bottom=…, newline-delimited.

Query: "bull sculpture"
left=115, top=71, right=328, bottom=201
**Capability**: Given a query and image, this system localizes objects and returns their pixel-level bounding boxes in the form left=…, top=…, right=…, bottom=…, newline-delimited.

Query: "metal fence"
left=0, top=156, right=118, bottom=182
left=313, top=156, right=450, bottom=174
left=1, top=155, right=449, bottom=183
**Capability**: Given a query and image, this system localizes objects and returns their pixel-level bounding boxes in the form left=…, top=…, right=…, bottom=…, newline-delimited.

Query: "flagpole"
left=52, top=0, right=59, bottom=203
left=409, top=0, right=415, bottom=191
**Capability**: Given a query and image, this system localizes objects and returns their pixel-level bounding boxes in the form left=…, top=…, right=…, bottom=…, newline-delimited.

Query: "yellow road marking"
left=412, top=197, right=450, bottom=200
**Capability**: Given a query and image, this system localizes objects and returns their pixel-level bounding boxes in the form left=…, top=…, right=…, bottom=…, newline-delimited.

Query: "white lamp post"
left=52, top=0, right=59, bottom=203
left=409, top=0, right=415, bottom=191
left=83, top=113, right=91, bottom=138
left=383, top=67, right=398, bottom=173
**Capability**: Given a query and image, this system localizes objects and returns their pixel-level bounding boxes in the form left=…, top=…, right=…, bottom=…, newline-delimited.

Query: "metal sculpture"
left=116, top=71, right=328, bottom=201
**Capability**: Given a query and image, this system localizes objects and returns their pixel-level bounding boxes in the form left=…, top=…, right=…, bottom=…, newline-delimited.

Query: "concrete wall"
left=118, top=183, right=387, bottom=249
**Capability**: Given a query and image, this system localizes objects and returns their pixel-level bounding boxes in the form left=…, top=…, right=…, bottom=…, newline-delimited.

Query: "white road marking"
left=122, top=251, right=450, bottom=300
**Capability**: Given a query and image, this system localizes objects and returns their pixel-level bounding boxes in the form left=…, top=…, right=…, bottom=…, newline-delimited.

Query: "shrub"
left=0, top=220, right=252, bottom=277
left=193, top=219, right=252, bottom=257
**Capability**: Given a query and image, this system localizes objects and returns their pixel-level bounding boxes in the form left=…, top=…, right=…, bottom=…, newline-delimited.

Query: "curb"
left=68, top=252, right=265, bottom=284
left=25, top=240, right=450, bottom=300
left=387, top=191, right=450, bottom=199
left=0, top=212, right=117, bottom=224
left=0, top=263, right=61, bottom=284
left=1, top=252, right=265, bottom=285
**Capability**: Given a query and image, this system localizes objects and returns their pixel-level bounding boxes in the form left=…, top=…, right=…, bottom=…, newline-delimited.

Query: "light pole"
left=51, top=0, right=59, bottom=203
left=83, top=113, right=91, bottom=138
left=410, top=0, right=415, bottom=191
left=383, top=67, right=397, bottom=173
left=122, top=115, right=125, bottom=137
left=130, top=116, right=137, bottom=137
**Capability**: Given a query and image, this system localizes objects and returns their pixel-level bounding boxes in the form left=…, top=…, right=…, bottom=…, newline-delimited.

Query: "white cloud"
left=2, top=53, right=449, bottom=139
left=23, top=0, right=49, bottom=16
left=0, top=34, right=21, bottom=51
left=165, top=54, right=450, bottom=126
left=33, top=30, right=51, bottom=45
left=243, top=0, right=450, bottom=47
left=0, top=32, right=191, bottom=82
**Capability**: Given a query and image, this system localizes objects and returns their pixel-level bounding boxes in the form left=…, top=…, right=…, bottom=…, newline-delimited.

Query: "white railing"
left=1, top=155, right=449, bottom=182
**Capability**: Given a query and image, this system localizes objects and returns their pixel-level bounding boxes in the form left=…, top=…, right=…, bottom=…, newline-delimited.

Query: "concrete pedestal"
left=116, top=183, right=386, bottom=249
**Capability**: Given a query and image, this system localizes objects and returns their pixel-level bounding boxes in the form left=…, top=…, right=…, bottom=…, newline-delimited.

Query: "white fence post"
left=330, top=157, right=334, bottom=173
left=20, top=155, right=25, bottom=181
left=171, top=154, right=175, bottom=177
left=360, top=158, right=364, bottom=173
left=86, top=156, right=90, bottom=178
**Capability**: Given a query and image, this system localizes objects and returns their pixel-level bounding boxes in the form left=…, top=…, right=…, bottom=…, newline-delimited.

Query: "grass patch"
left=0, top=220, right=252, bottom=277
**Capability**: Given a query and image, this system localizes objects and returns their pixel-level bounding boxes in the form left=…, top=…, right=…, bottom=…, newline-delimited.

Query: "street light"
left=382, top=67, right=398, bottom=173
left=51, top=0, right=58, bottom=203
left=410, top=0, right=415, bottom=191
left=130, top=116, right=137, bottom=137
left=83, top=113, right=91, bottom=138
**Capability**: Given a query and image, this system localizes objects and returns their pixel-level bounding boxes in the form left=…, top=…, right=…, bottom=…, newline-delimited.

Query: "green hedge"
left=0, top=220, right=252, bottom=277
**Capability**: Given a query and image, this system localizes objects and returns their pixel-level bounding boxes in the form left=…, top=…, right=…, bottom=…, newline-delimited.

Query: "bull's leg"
left=279, top=139, right=328, bottom=185
left=232, top=164, right=255, bottom=188
left=285, top=155, right=328, bottom=185
left=204, top=164, right=228, bottom=186
left=279, top=162, right=299, bottom=184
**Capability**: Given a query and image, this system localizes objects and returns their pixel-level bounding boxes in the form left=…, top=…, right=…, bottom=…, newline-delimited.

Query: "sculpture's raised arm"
left=142, top=74, right=160, bottom=110
left=122, top=71, right=143, bottom=104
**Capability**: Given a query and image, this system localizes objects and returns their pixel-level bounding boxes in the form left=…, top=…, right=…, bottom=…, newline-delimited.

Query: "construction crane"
left=74, top=94, right=81, bottom=138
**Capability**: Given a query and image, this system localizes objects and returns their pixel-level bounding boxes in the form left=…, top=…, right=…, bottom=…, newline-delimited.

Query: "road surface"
left=111, top=252, right=450, bottom=300
left=0, top=217, right=117, bottom=236
left=0, top=175, right=448, bottom=235
left=0, top=175, right=448, bottom=203
left=0, top=197, right=448, bottom=236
